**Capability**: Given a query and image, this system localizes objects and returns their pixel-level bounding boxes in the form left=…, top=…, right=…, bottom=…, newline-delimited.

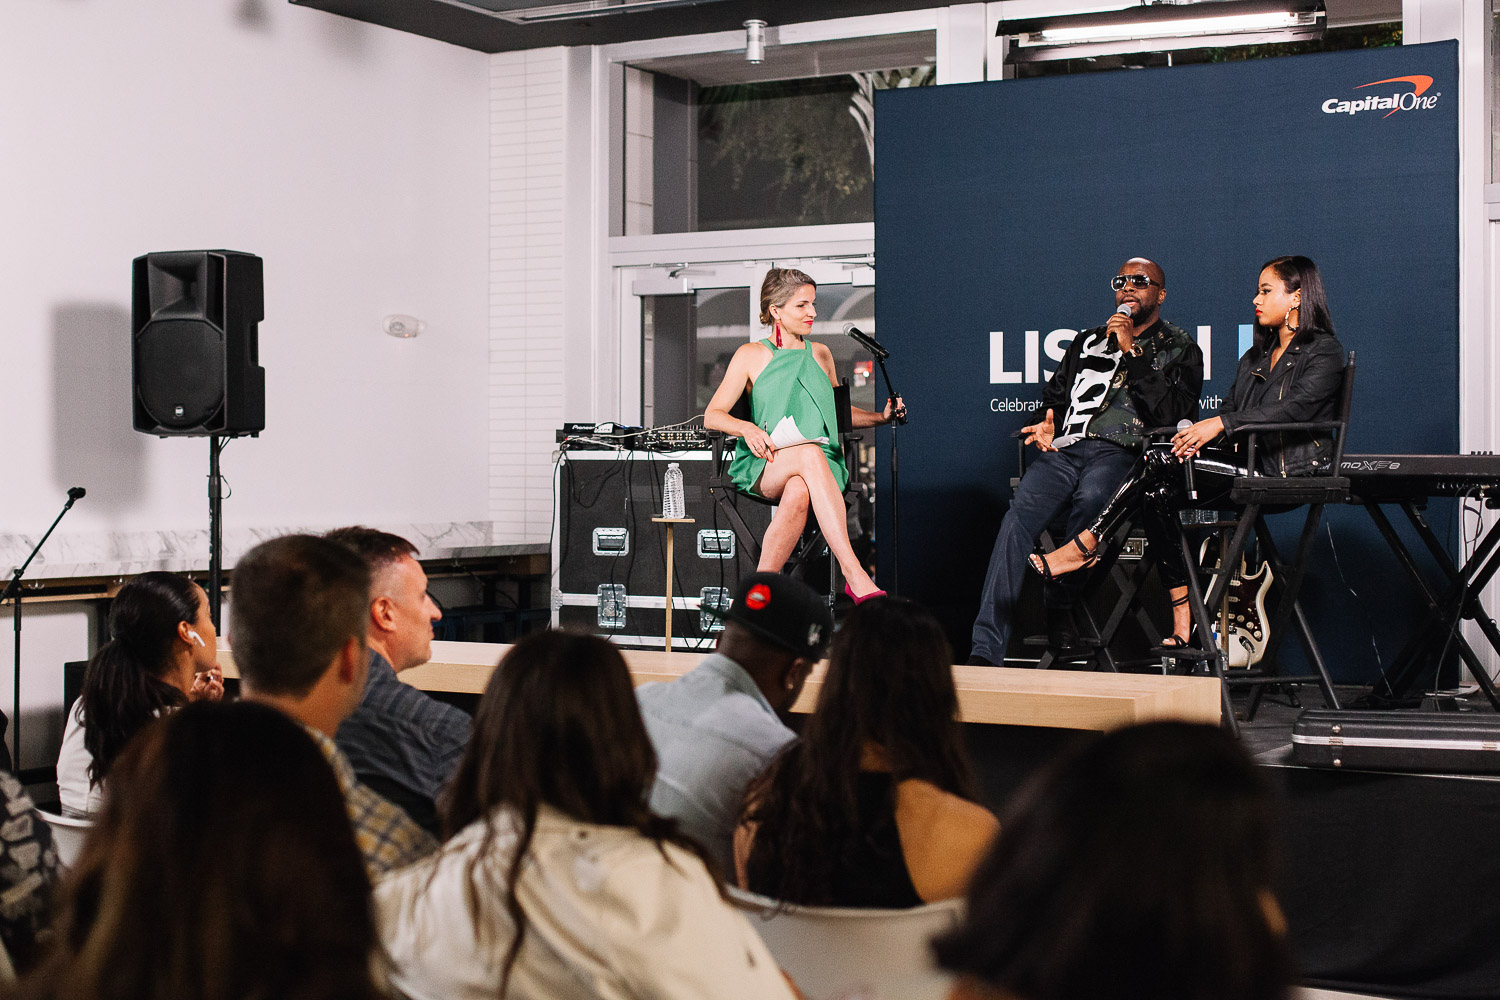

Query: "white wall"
left=0, top=0, right=492, bottom=539
left=0, top=0, right=491, bottom=778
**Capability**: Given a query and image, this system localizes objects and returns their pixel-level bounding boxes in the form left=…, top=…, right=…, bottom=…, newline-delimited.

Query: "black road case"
left=1291, top=709, right=1500, bottom=774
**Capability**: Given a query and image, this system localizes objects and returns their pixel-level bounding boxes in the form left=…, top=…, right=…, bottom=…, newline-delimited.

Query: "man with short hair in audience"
left=636, top=572, right=831, bottom=874
left=325, top=526, right=470, bottom=837
left=231, top=534, right=437, bottom=877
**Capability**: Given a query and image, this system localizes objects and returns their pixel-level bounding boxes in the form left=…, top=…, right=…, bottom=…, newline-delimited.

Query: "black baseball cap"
left=718, top=572, right=832, bottom=659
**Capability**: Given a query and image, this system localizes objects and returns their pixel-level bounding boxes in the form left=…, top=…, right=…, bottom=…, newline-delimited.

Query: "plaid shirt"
left=307, top=725, right=437, bottom=878
left=335, top=651, right=471, bottom=837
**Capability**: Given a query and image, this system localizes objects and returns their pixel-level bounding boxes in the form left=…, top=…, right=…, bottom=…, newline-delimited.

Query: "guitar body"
left=1198, top=540, right=1273, bottom=668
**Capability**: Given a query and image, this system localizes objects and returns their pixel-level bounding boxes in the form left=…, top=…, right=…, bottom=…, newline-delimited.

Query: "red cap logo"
left=744, top=584, right=771, bottom=610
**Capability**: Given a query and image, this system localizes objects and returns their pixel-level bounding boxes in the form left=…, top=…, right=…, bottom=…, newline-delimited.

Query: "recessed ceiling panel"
left=289, top=0, right=936, bottom=54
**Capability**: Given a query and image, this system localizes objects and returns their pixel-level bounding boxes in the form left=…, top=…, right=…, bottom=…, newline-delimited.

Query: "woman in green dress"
left=704, top=268, right=904, bottom=603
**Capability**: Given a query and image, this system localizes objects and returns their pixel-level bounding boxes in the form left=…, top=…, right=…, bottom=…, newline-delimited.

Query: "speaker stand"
left=208, top=436, right=227, bottom=629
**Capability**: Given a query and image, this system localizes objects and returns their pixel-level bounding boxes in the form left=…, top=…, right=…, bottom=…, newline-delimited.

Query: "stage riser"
left=1269, top=758, right=1500, bottom=998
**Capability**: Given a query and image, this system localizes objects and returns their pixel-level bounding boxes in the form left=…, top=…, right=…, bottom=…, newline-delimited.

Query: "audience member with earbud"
left=378, top=630, right=798, bottom=1000
left=737, top=598, right=999, bottom=907
left=14, top=700, right=388, bottom=1000
left=932, top=722, right=1294, bottom=1000
left=56, top=572, right=223, bottom=817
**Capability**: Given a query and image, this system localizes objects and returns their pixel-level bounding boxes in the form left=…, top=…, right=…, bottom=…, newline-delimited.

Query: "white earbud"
left=187, top=630, right=206, bottom=648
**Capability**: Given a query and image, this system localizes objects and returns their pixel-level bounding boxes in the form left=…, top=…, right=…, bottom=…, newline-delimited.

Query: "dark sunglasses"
left=1111, top=274, right=1161, bottom=291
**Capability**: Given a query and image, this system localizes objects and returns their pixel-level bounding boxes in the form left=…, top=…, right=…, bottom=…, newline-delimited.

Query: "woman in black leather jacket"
left=1031, top=255, right=1346, bottom=647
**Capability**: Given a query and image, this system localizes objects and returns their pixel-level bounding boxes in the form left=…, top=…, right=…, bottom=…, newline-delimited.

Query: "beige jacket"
left=377, top=804, right=796, bottom=1000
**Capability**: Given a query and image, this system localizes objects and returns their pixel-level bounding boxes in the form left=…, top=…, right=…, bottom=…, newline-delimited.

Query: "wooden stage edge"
left=219, top=639, right=1220, bottom=732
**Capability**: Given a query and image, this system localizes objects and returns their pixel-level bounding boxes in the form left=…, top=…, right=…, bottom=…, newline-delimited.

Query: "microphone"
left=842, top=323, right=890, bottom=360
left=1176, top=420, right=1198, bottom=500
left=1109, top=302, right=1134, bottom=353
left=66, top=487, right=86, bottom=501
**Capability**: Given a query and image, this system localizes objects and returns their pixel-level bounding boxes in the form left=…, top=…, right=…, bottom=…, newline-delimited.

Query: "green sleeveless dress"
left=727, top=338, right=849, bottom=498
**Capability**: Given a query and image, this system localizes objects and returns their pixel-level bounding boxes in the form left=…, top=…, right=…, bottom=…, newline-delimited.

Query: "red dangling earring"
left=774, top=320, right=782, bottom=348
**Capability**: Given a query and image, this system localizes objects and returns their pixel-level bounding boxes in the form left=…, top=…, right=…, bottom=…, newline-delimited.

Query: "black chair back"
left=728, top=389, right=753, bottom=425
left=1330, top=350, right=1356, bottom=472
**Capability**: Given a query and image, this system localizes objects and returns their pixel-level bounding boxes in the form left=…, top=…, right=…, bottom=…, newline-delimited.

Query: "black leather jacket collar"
left=1220, top=332, right=1347, bottom=477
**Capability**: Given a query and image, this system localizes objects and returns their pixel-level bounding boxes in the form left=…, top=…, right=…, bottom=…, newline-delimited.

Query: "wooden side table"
left=651, top=516, right=695, bottom=652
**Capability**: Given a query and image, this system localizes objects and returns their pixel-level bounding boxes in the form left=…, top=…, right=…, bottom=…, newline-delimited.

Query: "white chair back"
left=38, top=809, right=93, bottom=868
left=728, top=886, right=963, bottom=1000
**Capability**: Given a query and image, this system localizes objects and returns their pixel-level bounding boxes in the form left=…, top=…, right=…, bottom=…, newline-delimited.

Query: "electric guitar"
left=1198, top=539, right=1273, bottom=668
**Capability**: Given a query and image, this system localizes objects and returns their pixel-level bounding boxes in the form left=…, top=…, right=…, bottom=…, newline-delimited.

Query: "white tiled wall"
left=623, top=66, right=655, bottom=236
left=489, top=49, right=569, bottom=542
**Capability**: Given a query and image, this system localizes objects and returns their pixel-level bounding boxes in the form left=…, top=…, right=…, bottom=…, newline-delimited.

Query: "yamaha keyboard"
left=1340, top=454, right=1500, bottom=501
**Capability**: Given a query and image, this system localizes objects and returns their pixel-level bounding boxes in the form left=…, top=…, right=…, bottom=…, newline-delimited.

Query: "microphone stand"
left=873, top=356, right=907, bottom=596
left=0, top=489, right=85, bottom=776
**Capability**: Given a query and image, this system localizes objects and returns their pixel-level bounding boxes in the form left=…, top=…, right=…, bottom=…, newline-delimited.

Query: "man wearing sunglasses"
left=969, top=258, right=1202, bottom=666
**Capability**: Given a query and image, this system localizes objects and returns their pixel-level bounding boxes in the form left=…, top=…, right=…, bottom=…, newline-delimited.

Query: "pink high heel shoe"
left=844, top=582, right=887, bottom=605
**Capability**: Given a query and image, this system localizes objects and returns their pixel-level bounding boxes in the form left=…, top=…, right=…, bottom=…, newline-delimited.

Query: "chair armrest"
left=1227, top=420, right=1344, bottom=435
left=707, top=430, right=735, bottom=477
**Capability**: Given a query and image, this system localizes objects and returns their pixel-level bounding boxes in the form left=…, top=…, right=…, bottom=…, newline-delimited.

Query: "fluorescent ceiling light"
left=488, top=0, right=732, bottom=23
left=1031, top=11, right=1317, bottom=45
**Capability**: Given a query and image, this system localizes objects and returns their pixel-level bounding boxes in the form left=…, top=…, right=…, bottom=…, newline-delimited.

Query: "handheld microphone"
left=1176, top=419, right=1198, bottom=499
left=1109, top=302, right=1134, bottom=353
left=842, top=323, right=890, bottom=360
left=67, top=487, right=86, bottom=501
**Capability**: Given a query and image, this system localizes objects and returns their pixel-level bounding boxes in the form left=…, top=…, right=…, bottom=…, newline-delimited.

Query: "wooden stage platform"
left=219, top=639, right=1220, bottom=731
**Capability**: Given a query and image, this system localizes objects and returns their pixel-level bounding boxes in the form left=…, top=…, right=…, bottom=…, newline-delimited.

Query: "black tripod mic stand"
left=0, top=487, right=85, bottom=777
left=874, top=356, right=907, bottom=596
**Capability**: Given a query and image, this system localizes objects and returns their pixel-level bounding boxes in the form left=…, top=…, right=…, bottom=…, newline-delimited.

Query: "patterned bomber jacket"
left=1034, top=318, right=1204, bottom=452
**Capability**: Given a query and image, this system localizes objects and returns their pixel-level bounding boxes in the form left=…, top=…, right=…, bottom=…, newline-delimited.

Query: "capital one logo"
left=1321, top=75, right=1439, bottom=118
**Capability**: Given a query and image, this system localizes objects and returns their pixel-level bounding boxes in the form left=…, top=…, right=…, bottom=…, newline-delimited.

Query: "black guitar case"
left=1291, top=709, right=1500, bottom=774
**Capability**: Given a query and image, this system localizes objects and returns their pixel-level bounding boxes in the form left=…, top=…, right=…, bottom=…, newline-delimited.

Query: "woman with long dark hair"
left=15, top=700, right=385, bottom=1000
left=738, top=598, right=998, bottom=907
left=376, top=630, right=795, bottom=1000
left=56, top=572, right=223, bottom=815
left=1030, top=255, right=1347, bottom=646
left=932, top=722, right=1293, bottom=1000
left=704, top=267, right=904, bottom=602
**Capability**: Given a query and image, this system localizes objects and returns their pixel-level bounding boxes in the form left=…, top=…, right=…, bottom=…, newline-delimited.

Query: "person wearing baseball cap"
left=637, top=572, right=832, bottom=875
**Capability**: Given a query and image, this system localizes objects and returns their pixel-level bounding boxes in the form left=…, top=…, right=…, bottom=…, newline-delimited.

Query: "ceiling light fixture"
left=744, top=19, right=767, bottom=64
left=999, top=1, right=1325, bottom=62
left=489, top=0, right=733, bottom=25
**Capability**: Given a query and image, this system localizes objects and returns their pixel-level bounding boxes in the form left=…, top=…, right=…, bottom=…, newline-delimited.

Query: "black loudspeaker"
left=132, top=250, right=265, bottom=436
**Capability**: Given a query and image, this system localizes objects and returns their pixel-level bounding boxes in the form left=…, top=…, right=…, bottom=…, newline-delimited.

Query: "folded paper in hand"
left=768, top=415, right=828, bottom=450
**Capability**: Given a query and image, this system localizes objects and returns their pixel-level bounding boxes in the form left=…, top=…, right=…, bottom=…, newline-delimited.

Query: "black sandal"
left=1028, top=536, right=1099, bottom=581
left=1160, top=595, right=1193, bottom=648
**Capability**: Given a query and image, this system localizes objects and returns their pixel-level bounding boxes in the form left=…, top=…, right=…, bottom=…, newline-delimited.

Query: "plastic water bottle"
left=663, top=463, right=685, bottom=518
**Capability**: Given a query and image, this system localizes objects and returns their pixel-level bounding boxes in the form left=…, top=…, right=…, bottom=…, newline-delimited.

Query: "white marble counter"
left=0, top=521, right=547, bottom=582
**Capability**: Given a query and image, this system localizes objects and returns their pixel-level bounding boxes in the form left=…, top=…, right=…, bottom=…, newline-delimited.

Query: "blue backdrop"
left=873, top=42, right=1459, bottom=681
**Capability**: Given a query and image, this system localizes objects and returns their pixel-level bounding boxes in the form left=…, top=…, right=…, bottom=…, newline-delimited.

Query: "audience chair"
left=1171, top=352, right=1356, bottom=734
left=706, top=381, right=863, bottom=608
left=728, top=886, right=961, bottom=1000
left=37, top=809, right=92, bottom=868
